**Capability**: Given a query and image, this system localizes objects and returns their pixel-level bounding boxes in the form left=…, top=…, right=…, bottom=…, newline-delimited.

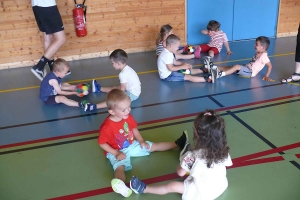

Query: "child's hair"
left=109, top=49, right=128, bottom=64
left=156, top=24, right=173, bottom=46
left=166, top=34, right=180, bottom=46
left=193, top=110, right=229, bottom=168
left=256, top=36, right=270, bottom=50
left=106, top=89, right=130, bottom=110
left=207, top=20, right=221, bottom=31
left=52, top=58, right=70, bottom=72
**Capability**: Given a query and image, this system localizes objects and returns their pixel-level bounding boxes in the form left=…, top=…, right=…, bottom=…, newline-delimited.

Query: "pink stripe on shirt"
left=207, top=31, right=228, bottom=52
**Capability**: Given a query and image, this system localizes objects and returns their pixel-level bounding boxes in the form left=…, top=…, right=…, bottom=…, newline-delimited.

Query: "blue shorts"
left=125, top=90, right=139, bottom=102
left=236, top=65, right=252, bottom=76
left=43, top=95, right=59, bottom=105
left=106, top=140, right=153, bottom=171
left=163, top=71, right=185, bottom=82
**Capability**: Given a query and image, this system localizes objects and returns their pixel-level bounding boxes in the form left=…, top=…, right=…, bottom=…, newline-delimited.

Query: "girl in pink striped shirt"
left=200, top=20, right=232, bottom=58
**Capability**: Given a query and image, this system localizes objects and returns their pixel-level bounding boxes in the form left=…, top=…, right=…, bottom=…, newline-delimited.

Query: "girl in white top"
left=156, top=24, right=200, bottom=59
left=130, top=110, right=232, bottom=200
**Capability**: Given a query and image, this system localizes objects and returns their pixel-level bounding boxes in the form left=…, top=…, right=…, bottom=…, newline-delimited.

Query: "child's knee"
left=233, top=64, right=241, bottom=70
left=55, top=95, right=66, bottom=103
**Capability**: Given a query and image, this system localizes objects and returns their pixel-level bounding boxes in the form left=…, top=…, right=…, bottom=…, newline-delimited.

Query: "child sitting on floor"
left=85, top=49, right=141, bottom=111
left=156, top=24, right=200, bottom=59
left=210, top=36, right=273, bottom=82
left=98, top=89, right=189, bottom=197
left=157, top=34, right=212, bottom=83
left=40, top=58, right=87, bottom=108
left=130, top=110, right=232, bottom=200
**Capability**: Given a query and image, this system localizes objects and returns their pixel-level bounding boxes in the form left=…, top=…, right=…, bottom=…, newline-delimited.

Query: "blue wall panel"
left=232, top=0, right=279, bottom=40
left=187, top=0, right=234, bottom=45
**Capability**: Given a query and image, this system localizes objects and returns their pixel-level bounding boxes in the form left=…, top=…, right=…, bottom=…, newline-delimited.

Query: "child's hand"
left=70, top=85, right=77, bottom=91
left=115, top=151, right=126, bottom=160
left=226, top=50, right=232, bottom=55
left=262, top=76, right=275, bottom=82
left=76, top=93, right=84, bottom=97
left=201, top=30, right=208, bottom=35
left=139, top=141, right=150, bottom=150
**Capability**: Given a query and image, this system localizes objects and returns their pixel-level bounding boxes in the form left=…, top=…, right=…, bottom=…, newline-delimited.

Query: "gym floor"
left=0, top=37, right=299, bottom=200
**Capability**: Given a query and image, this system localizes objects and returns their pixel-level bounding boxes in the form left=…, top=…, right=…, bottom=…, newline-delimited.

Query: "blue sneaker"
left=78, top=100, right=88, bottom=108
left=84, top=103, right=97, bottom=112
left=92, top=79, right=101, bottom=93
left=130, top=176, right=146, bottom=194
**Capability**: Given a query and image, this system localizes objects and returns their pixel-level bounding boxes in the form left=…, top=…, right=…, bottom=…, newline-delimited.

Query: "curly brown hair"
left=193, top=110, right=229, bottom=168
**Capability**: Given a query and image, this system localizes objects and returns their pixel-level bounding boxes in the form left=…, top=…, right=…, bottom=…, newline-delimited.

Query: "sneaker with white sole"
left=130, top=176, right=146, bottom=194
left=92, top=79, right=101, bottom=93
left=216, top=67, right=222, bottom=79
left=66, top=70, right=71, bottom=76
left=84, top=103, right=97, bottom=112
left=175, top=130, right=189, bottom=150
left=31, top=68, right=44, bottom=81
left=180, top=142, right=191, bottom=162
left=111, top=178, right=132, bottom=197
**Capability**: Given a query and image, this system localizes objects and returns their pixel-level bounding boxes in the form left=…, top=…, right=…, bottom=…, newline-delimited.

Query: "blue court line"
left=1, top=97, right=299, bottom=155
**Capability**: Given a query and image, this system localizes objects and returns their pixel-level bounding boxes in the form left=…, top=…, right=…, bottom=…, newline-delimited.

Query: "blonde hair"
left=106, top=89, right=130, bottom=110
left=53, top=58, right=70, bottom=72
left=156, top=24, right=173, bottom=46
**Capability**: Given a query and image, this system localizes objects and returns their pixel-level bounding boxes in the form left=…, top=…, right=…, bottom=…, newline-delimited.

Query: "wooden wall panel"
left=0, top=0, right=186, bottom=69
left=277, top=0, right=300, bottom=37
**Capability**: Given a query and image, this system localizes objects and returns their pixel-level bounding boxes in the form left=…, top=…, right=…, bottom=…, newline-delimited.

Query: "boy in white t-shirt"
left=157, top=34, right=212, bottom=83
left=84, top=49, right=141, bottom=111
left=211, top=36, right=273, bottom=81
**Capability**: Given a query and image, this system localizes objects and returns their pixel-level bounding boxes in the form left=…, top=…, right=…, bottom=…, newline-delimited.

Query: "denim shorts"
left=125, top=90, right=139, bottom=101
left=106, top=140, right=153, bottom=171
left=163, top=71, right=185, bottom=82
left=236, top=65, right=252, bottom=76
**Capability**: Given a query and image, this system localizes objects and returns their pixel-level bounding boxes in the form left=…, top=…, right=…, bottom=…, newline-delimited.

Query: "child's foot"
left=66, top=70, right=72, bottom=76
left=92, top=79, right=101, bottom=93
left=111, top=178, right=132, bottom=197
left=180, top=142, right=191, bottom=161
left=31, top=68, right=44, bottom=81
left=130, top=176, right=146, bottom=194
left=84, top=103, right=97, bottom=112
left=78, top=100, right=88, bottom=108
left=178, top=69, right=191, bottom=75
left=43, top=68, right=48, bottom=78
left=194, top=46, right=201, bottom=59
left=175, top=130, right=188, bottom=150
left=203, top=56, right=214, bottom=73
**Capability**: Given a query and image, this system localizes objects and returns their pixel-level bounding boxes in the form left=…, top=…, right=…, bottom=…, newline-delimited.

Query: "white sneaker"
left=111, top=178, right=132, bottom=197
left=31, top=68, right=44, bottom=81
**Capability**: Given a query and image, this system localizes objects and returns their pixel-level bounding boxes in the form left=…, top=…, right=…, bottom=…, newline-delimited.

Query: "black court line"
left=290, top=161, right=300, bottom=170
left=0, top=83, right=283, bottom=130
left=1, top=97, right=297, bottom=155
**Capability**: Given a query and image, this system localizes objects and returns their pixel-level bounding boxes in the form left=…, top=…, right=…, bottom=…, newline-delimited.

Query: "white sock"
left=221, top=71, right=226, bottom=77
left=212, top=65, right=217, bottom=70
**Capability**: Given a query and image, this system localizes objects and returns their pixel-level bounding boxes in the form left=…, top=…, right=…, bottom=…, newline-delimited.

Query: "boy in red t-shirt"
left=98, top=89, right=188, bottom=197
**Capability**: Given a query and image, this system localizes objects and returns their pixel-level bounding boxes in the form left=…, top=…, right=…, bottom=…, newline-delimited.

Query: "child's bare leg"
left=114, top=166, right=126, bottom=182
left=144, top=181, right=184, bottom=195
left=96, top=101, right=107, bottom=109
left=175, top=54, right=195, bottom=60
left=184, top=74, right=206, bottom=82
left=101, top=86, right=117, bottom=93
left=190, top=68, right=203, bottom=75
left=150, top=142, right=177, bottom=152
left=208, top=50, right=215, bottom=58
left=219, top=64, right=241, bottom=76
left=55, top=96, right=79, bottom=107
left=44, top=31, right=66, bottom=59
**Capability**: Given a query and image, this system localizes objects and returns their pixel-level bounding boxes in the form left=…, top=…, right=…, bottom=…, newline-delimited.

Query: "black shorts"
left=32, top=5, right=64, bottom=34
left=43, top=95, right=59, bottom=105
left=296, top=24, right=300, bottom=62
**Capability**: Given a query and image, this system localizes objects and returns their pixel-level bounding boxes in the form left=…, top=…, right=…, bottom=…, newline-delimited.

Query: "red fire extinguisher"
left=73, top=0, right=87, bottom=37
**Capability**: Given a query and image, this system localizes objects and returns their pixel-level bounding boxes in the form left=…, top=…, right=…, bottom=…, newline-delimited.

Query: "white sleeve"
left=224, top=154, right=233, bottom=167
left=180, top=152, right=195, bottom=172
left=119, top=71, right=127, bottom=84
left=161, top=52, right=174, bottom=65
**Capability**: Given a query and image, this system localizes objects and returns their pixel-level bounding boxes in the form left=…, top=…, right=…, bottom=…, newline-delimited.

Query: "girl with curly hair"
left=129, top=110, right=232, bottom=200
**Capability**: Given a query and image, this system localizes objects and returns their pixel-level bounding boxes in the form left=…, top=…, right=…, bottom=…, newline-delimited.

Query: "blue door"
left=187, top=0, right=234, bottom=44
left=232, top=0, right=279, bottom=40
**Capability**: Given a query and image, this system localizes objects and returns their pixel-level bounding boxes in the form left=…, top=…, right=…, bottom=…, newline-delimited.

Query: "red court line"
left=48, top=173, right=179, bottom=200
left=2, top=93, right=300, bottom=150
left=233, top=142, right=300, bottom=163
left=49, top=154, right=295, bottom=200
left=296, top=154, right=300, bottom=158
